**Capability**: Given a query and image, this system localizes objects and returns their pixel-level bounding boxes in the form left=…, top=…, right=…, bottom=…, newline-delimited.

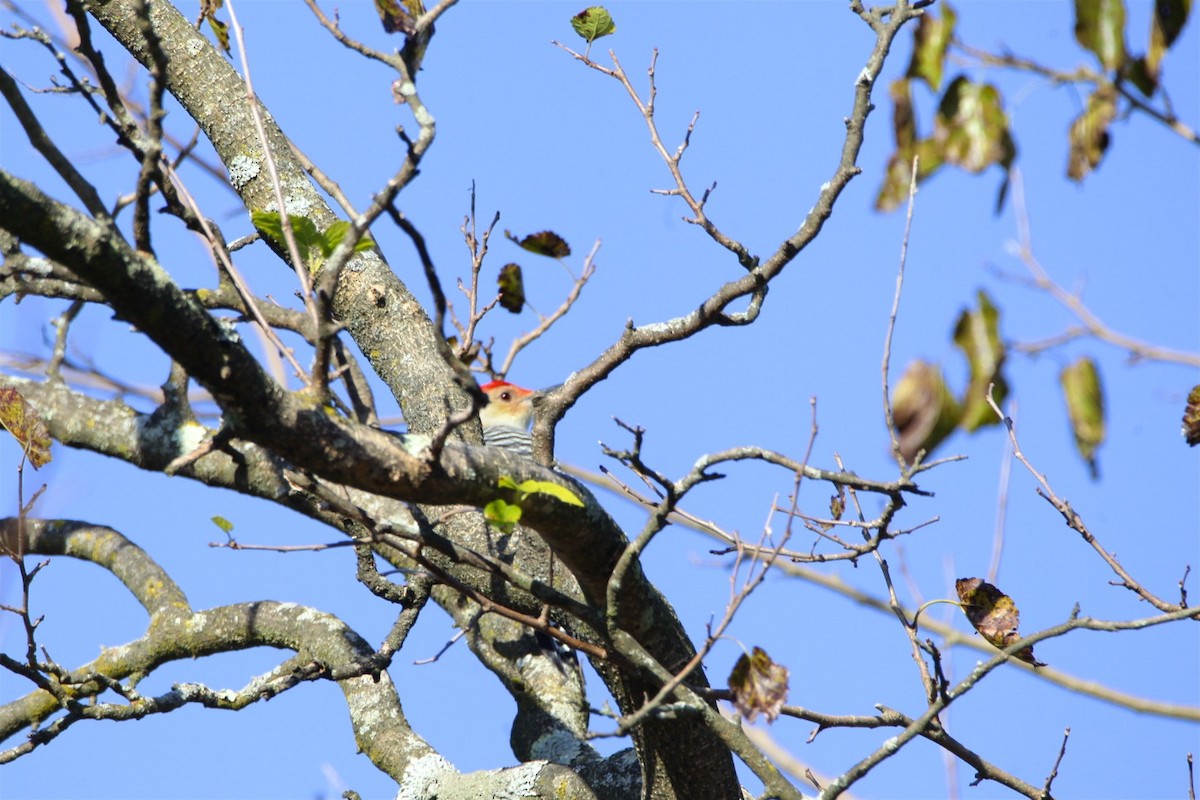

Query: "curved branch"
left=0, top=520, right=424, bottom=772
left=0, top=518, right=598, bottom=798
left=536, top=3, right=924, bottom=456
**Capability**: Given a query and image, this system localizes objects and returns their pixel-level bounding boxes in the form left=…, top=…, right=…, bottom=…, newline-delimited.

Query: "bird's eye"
left=500, top=391, right=512, bottom=401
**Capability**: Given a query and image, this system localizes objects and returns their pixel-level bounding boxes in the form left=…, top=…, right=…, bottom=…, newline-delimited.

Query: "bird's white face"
left=480, top=383, right=536, bottom=430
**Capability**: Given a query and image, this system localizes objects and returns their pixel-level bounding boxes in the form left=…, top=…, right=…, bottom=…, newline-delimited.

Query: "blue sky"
left=2, top=2, right=1198, bottom=798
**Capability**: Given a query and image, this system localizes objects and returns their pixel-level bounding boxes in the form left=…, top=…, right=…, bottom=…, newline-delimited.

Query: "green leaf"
left=321, top=221, right=376, bottom=258
left=290, top=216, right=323, bottom=252
left=1142, top=0, right=1193, bottom=92
left=1074, top=0, right=1128, bottom=72
left=199, top=0, right=231, bottom=55
left=1124, top=56, right=1158, bottom=97
left=1067, top=86, right=1117, bottom=181
left=321, top=221, right=351, bottom=257
left=211, top=515, right=235, bottom=534
left=1061, top=357, right=1106, bottom=478
left=251, top=211, right=322, bottom=260
left=206, top=16, right=230, bottom=55
left=875, top=85, right=944, bottom=216
left=484, top=499, right=523, bottom=533
left=1154, top=0, right=1193, bottom=48
left=513, top=479, right=585, bottom=507
left=0, top=386, right=52, bottom=468
left=251, top=210, right=285, bottom=246
left=953, top=290, right=1008, bottom=432
left=497, top=263, right=525, bottom=313
left=892, top=360, right=963, bottom=464
left=571, top=6, right=616, bottom=43
left=935, top=77, right=1016, bottom=174
left=875, top=141, right=944, bottom=212
left=497, top=475, right=584, bottom=507
left=907, top=3, right=956, bottom=91
left=252, top=212, right=374, bottom=270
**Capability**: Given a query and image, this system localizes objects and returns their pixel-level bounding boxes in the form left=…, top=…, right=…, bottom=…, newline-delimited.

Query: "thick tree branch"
left=0, top=518, right=599, bottom=798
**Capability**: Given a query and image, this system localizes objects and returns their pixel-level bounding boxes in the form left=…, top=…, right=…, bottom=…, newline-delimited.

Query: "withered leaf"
left=1067, top=86, right=1117, bottom=182
left=892, top=360, right=962, bottom=464
left=935, top=77, right=1016, bottom=174
left=0, top=387, right=53, bottom=468
left=1182, top=384, right=1200, bottom=446
left=1061, top=356, right=1106, bottom=477
left=728, top=646, right=789, bottom=723
left=375, top=0, right=416, bottom=35
left=505, top=229, right=571, bottom=259
left=956, top=577, right=1045, bottom=667
left=497, top=263, right=525, bottom=313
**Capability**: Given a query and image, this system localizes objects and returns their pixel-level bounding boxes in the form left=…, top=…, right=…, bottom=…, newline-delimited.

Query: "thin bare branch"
left=883, top=153, right=920, bottom=469
left=985, top=385, right=1184, bottom=613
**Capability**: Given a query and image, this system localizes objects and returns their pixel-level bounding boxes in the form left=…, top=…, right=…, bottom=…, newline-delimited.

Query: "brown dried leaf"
left=955, top=577, right=1045, bottom=667
left=728, top=646, right=789, bottom=723
left=497, top=263, right=525, bottom=313
left=829, top=487, right=845, bottom=522
left=505, top=229, right=571, bottom=259
left=1182, top=384, right=1200, bottom=446
left=892, top=360, right=962, bottom=464
left=0, top=387, right=53, bottom=468
left=1067, top=86, right=1117, bottom=182
left=375, top=0, right=416, bottom=35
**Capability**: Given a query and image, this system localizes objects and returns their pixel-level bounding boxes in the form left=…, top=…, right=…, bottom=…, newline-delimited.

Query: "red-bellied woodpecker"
left=479, top=380, right=578, bottom=674
left=479, top=380, right=537, bottom=457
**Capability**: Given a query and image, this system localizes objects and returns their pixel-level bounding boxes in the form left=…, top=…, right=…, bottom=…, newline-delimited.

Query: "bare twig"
left=985, top=384, right=1183, bottom=613
left=498, top=240, right=600, bottom=377
left=0, top=67, right=107, bottom=217
left=883, top=153, right=920, bottom=469
left=1040, top=727, right=1070, bottom=796
left=162, top=161, right=308, bottom=382
left=224, top=0, right=322, bottom=369
left=954, top=41, right=1200, bottom=146
left=1005, top=170, right=1200, bottom=367
left=987, top=398, right=1015, bottom=584
left=552, top=45, right=755, bottom=269
left=537, top=0, right=925, bottom=464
